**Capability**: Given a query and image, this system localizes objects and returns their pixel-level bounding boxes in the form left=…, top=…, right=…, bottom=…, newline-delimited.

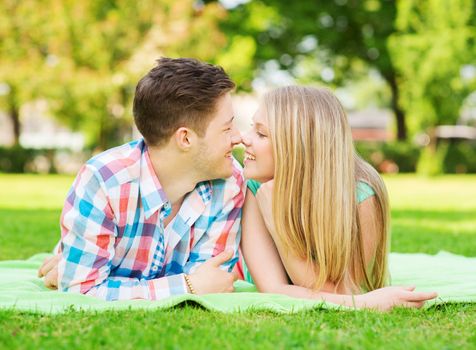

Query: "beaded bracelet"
left=184, top=274, right=196, bottom=294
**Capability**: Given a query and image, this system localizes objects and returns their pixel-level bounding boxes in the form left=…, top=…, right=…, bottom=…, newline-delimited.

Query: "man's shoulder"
left=83, top=139, right=143, bottom=187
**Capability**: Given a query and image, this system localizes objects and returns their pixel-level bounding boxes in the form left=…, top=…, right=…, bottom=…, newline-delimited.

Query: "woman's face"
left=242, top=105, right=275, bottom=182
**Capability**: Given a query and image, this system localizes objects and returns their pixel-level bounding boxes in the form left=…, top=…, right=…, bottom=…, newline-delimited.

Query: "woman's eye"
left=256, top=131, right=266, bottom=138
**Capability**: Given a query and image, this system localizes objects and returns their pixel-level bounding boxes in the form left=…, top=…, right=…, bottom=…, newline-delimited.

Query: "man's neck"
left=147, top=145, right=199, bottom=205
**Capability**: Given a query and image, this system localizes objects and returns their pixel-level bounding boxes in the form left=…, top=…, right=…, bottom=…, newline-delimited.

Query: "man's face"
left=192, top=93, right=242, bottom=180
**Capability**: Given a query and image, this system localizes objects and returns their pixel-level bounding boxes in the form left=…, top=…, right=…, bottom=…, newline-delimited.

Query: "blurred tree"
left=0, top=0, right=55, bottom=145
left=221, top=0, right=410, bottom=139
left=389, top=0, right=476, bottom=135
left=50, top=0, right=228, bottom=150
left=45, top=0, right=161, bottom=150
left=1, top=0, right=239, bottom=150
left=389, top=0, right=476, bottom=175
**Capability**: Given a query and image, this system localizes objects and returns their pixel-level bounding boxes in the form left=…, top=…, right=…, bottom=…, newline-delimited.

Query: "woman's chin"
left=243, top=166, right=260, bottom=181
left=243, top=167, right=254, bottom=180
left=244, top=167, right=272, bottom=183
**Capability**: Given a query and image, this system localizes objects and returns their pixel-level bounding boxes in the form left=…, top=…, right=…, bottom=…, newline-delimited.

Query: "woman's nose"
left=241, top=131, right=252, bottom=146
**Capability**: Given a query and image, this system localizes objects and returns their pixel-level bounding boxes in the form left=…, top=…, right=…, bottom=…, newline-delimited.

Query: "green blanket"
left=0, top=252, right=474, bottom=314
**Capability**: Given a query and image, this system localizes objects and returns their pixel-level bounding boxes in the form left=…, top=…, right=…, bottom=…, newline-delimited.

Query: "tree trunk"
left=385, top=73, right=407, bottom=141
left=8, top=89, right=21, bottom=146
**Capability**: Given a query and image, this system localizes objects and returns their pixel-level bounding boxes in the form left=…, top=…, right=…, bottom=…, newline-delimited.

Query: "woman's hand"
left=355, top=286, right=438, bottom=311
left=255, top=180, right=276, bottom=235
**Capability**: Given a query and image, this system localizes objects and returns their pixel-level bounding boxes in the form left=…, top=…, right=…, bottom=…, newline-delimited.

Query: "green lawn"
left=1, top=174, right=475, bottom=349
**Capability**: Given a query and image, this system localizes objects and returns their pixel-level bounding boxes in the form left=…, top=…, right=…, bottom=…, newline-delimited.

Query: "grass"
left=385, top=175, right=476, bottom=256
left=1, top=173, right=476, bottom=349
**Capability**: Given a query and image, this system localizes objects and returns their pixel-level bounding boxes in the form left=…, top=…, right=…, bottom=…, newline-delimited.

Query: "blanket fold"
left=0, top=252, right=474, bottom=314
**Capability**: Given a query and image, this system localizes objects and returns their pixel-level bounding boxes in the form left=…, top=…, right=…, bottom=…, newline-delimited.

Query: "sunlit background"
left=1, top=0, right=475, bottom=175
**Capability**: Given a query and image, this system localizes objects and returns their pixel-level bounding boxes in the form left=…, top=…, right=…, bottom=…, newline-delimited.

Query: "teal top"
left=242, top=179, right=376, bottom=284
left=247, top=179, right=375, bottom=203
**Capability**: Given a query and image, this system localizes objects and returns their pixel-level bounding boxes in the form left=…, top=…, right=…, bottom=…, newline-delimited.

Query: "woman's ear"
left=174, top=127, right=196, bottom=151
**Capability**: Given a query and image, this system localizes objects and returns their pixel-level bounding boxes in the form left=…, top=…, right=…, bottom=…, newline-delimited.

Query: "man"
left=38, top=57, right=245, bottom=301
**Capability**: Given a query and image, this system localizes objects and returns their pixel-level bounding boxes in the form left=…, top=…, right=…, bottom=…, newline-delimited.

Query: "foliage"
left=0, top=0, right=242, bottom=150
left=388, top=0, right=476, bottom=135
left=224, top=0, right=476, bottom=143
left=45, top=0, right=232, bottom=150
left=395, top=0, right=476, bottom=173
left=356, top=140, right=476, bottom=174
left=0, top=146, right=58, bottom=174
left=416, top=143, right=449, bottom=176
left=2, top=0, right=476, bottom=163
left=355, top=141, right=421, bottom=173
left=0, top=1, right=58, bottom=144
left=442, top=141, right=476, bottom=173
left=223, top=0, right=409, bottom=138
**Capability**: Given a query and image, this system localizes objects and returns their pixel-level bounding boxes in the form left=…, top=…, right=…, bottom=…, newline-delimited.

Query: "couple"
left=38, top=57, right=437, bottom=310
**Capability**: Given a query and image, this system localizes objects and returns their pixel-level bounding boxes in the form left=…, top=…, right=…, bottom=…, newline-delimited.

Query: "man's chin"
left=220, top=168, right=234, bottom=179
left=218, top=163, right=234, bottom=179
left=204, top=166, right=233, bottom=181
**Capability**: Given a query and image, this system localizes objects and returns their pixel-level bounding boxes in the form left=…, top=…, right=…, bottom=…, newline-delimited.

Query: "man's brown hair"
left=133, top=57, right=235, bottom=146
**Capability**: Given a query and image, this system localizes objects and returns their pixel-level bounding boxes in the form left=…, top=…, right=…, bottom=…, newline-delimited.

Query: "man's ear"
left=174, top=127, right=196, bottom=151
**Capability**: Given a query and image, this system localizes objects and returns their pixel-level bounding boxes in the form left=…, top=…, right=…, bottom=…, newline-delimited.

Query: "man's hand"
left=188, top=250, right=236, bottom=294
left=38, top=254, right=60, bottom=290
left=355, top=286, right=438, bottom=311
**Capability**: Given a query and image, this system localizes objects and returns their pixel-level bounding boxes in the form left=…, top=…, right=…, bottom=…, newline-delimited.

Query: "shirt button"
left=152, top=266, right=158, bottom=272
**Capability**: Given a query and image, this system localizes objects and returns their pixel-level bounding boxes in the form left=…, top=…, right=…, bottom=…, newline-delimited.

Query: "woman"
left=238, top=86, right=437, bottom=310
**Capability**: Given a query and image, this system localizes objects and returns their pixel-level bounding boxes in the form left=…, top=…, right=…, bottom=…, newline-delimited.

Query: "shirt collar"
left=139, top=141, right=171, bottom=219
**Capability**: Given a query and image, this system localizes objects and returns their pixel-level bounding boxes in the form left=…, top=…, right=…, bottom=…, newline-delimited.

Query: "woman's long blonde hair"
left=265, top=86, right=390, bottom=292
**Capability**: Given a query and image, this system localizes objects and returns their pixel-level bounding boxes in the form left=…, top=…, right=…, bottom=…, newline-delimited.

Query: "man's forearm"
left=63, top=274, right=189, bottom=301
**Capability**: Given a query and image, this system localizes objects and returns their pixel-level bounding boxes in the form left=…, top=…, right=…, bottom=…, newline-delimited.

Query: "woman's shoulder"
left=357, top=181, right=375, bottom=203
left=246, top=179, right=262, bottom=196
left=247, top=178, right=375, bottom=202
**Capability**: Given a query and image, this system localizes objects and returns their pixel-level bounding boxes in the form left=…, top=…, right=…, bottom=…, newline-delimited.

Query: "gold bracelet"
left=184, top=274, right=196, bottom=294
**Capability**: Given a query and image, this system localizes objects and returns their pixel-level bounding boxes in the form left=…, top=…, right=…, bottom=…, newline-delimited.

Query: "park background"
left=1, top=0, right=475, bottom=349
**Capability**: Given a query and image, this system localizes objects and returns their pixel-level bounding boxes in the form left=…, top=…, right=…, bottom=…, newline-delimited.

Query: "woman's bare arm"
left=242, top=189, right=338, bottom=298
left=358, top=196, right=381, bottom=266
left=242, top=189, right=437, bottom=310
left=241, top=189, right=290, bottom=292
left=273, top=195, right=381, bottom=293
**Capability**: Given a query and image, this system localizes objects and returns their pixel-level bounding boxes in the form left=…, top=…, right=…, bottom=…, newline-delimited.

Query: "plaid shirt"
left=58, top=139, right=245, bottom=301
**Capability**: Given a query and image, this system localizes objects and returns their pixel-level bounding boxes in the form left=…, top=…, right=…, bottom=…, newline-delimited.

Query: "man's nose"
left=231, top=129, right=242, bottom=145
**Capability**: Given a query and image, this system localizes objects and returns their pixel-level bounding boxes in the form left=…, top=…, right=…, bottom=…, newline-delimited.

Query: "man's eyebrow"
left=223, top=116, right=234, bottom=126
